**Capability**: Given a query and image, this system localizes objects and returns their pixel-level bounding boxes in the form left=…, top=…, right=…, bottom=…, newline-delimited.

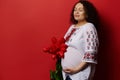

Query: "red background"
left=0, top=0, right=120, bottom=80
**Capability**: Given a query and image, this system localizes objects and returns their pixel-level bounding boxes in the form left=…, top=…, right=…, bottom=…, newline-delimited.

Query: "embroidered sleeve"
left=82, top=24, right=99, bottom=64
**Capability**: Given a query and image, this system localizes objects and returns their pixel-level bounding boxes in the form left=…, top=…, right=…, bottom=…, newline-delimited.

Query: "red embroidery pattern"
left=83, top=52, right=97, bottom=61
left=86, top=30, right=98, bottom=50
left=66, top=28, right=76, bottom=41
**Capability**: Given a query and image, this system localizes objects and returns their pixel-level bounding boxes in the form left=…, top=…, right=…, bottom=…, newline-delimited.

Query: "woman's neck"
left=75, top=20, right=88, bottom=27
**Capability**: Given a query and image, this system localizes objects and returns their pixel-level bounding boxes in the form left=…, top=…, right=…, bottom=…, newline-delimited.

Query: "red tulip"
left=57, top=51, right=64, bottom=58
left=60, top=47, right=66, bottom=52
left=52, top=54, right=56, bottom=60
left=43, top=48, right=49, bottom=52
left=60, top=43, right=68, bottom=48
left=58, top=38, right=65, bottom=44
left=43, top=37, right=67, bottom=60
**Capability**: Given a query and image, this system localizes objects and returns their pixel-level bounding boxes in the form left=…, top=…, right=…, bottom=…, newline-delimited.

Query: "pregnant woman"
left=61, top=0, right=99, bottom=80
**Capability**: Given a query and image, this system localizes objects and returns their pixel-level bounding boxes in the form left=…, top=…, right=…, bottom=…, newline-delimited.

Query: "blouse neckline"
left=72, top=22, right=90, bottom=29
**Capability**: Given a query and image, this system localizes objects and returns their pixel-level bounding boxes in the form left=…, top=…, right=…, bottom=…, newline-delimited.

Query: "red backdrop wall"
left=0, top=0, right=120, bottom=80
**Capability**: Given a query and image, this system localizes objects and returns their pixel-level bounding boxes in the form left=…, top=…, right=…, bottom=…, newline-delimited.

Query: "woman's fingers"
left=63, top=68, right=73, bottom=74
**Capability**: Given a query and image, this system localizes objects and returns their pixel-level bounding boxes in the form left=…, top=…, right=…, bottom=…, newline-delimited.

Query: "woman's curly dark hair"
left=71, top=0, right=99, bottom=29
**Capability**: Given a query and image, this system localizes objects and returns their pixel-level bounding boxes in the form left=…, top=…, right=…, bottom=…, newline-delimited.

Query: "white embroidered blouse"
left=61, top=22, right=99, bottom=69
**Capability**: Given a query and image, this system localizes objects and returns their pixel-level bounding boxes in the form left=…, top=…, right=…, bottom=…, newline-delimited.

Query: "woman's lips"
left=74, top=15, right=80, bottom=17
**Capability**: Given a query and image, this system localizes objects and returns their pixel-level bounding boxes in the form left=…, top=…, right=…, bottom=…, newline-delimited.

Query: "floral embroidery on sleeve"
left=85, top=30, right=99, bottom=51
left=82, top=25, right=99, bottom=64
left=83, top=51, right=97, bottom=63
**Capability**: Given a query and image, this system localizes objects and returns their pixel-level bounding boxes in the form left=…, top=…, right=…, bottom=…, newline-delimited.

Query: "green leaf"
left=50, top=70, right=55, bottom=79
left=50, top=59, right=63, bottom=80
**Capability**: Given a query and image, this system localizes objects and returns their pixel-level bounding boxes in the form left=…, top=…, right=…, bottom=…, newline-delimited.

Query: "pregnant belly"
left=61, top=47, right=83, bottom=69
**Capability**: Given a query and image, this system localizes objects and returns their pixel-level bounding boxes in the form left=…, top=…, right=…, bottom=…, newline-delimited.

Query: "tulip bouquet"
left=43, top=37, right=68, bottom=80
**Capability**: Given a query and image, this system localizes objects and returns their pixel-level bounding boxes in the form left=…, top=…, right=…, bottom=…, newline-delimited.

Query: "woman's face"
left=73, top=3, right=86, bottom=22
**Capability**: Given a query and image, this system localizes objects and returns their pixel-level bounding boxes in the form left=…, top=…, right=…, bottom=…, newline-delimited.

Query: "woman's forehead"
left=75, top=3, right=84, bottom=9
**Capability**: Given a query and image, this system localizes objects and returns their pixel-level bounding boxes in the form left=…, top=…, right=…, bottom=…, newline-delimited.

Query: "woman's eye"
left=74, top=9, right=77, bottom=11
left=74, top=9, right=83, bottom=12
left=79, top=10, right=83, bottom=12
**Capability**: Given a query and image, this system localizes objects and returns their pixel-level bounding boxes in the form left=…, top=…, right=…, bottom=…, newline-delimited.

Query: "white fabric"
left=61, top=23, right=99, bottom=80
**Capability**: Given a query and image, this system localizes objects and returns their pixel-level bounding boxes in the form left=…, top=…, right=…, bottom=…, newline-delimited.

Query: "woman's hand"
left=63, top=62, right=88, bottom=74
left=63, top=67, right=79, bottom=75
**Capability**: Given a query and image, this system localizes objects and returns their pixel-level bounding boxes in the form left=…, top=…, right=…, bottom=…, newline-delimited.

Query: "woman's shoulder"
left=84, top=22, right=96, bottom=30
left=85, top=22, right=95, bottom=28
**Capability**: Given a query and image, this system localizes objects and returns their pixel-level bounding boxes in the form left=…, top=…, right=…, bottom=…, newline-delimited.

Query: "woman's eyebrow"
left=75, top=7, right=83, bottom=10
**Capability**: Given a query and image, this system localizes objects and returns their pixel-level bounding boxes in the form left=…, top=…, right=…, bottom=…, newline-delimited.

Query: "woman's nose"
left=75, top=11, right=79, bottom=14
